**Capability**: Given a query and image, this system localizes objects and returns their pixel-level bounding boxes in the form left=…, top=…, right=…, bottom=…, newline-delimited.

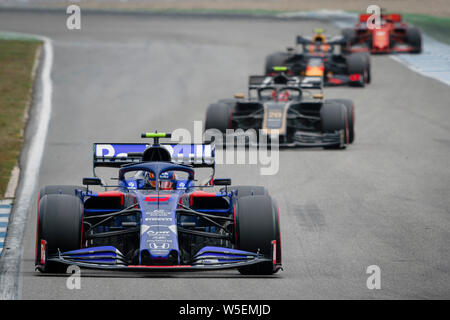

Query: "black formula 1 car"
left=342, top=13, right=422, bottom=54
left=36, top=133, right=282, bottom=274
left=204, top=70, right=355, bottom=148
left=265, top=29, right=371, bottom=87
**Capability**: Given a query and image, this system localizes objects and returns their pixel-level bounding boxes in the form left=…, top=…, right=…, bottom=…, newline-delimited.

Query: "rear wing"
left=359, top=13, right=402, bottom=23
left=249, top=74, right=304, bottom=88
left=299, top=76, right=323, bottom=89
left=249, top=73, right=323, bottom=90
left=93, top=143, right=215, bottom=169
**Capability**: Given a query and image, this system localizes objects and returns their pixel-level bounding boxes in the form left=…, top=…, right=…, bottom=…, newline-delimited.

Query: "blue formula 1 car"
left=35, top=133, right=282, bottom=275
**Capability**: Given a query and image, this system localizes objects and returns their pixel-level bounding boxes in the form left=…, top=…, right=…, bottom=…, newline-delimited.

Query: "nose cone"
left=373, top=30, right=389, bottom=49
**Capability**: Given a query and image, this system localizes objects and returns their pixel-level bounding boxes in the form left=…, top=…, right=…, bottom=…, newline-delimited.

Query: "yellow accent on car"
left=305, top=66, right=324, bottom=77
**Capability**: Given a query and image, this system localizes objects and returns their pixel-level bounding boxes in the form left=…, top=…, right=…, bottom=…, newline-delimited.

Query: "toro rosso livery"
left=205, top=70, right=355, bottom=148
left=343, top=13, right=422, bottom=54
left=265, top=29, right=371, bottom=87
left=36, top=133, right=282, bottom=274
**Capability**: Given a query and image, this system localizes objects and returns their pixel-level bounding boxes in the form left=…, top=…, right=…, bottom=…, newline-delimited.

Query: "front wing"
left=325, top=74, right=365, bottom=87
left=40, top=246, right=279, bottom=272
left=348, top=43, right=417, bottom=54
left=214, top=130, right=345, bottom=148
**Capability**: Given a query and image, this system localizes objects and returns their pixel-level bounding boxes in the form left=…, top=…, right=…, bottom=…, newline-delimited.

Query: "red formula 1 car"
left=342, top=13, right=422, bottom=54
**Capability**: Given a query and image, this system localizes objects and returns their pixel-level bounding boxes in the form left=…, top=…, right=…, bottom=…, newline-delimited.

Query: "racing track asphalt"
left=0, top=10, right=449, bottom=299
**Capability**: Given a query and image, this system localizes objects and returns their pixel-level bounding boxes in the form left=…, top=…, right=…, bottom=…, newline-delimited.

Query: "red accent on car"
left=40, top=239, right=46, bottom=265
left=349, top=74, right=361, bottom=82
left=359, top=14, right=371, bottom=23
left=128, top=265, right=192, bottom=268
left=145, top=194, right=171, bottom=202
left=189, top=191, right=217, bottom=206
left=384, top=14, right=402, bottom=22
left=373, top=28, right=390, bottom=50
left=97, top=190, right=124, bottom=205
left=278, top=91, right=290, bottom=102
left=328, top=78, right=343, bottom=84
left=228, top=108, right=233, bottom=129
left=272, top=240, right=277, bottom=265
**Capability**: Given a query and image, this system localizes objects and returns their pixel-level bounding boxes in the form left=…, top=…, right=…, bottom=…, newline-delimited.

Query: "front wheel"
left=204, top=102, right=231, bottom=134
left=235, top=195, right=281, bottom=275
left=407, top=28, right=422, bottom=53
left=320, top=101, right=349, bottom=149
left=326, top=99, right=355, bottom=144
left=36, top=194, right=84, bottom=273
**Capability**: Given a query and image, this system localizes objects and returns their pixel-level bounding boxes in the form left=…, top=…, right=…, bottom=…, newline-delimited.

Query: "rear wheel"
left=36, top=194, right=84, bottom=273
left=204, top=102, right=231, bottom=134
left=320, top=101, right=349, bottom=149
left=347, top=53, right=367, bottom=86
left=407, top=28, right=422, bottom=53
left=235, top=195, right=281, bottom=275
left=326, top=99, right=355, bottom=143
left=265, top=52, right=290, bottom=74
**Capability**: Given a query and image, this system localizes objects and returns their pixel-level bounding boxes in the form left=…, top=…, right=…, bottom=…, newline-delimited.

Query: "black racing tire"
left=407, top=28, right=422, bottom=53
left=264, top=52, right=290, bottom=74
left=235, top=195, right=281, bottom=275
left=231, top=185, right=269, bottom=199
left=39, top=185, right=86, bottom=200
left=347, top=53, right=367, bottom=86
left=327, top=99, right=355, bottom=144
left=36, top=194, right=84, bottom=273
left=320, top=101, right=349, bottom=149
left=358, top=52, right=371, bottom=83
left=204, top=102, right=231, bottom=134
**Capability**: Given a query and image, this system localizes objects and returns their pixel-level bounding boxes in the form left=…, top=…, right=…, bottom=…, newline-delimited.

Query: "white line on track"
left=0, top=34, right=53, bottom=300
left=391, top=35, right=450, bottom=86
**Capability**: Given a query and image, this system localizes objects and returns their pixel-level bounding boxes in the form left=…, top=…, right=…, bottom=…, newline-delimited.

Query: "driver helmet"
left=312, top=28, right=326, bottom=43
left=146, top=171, right=176, bottom=190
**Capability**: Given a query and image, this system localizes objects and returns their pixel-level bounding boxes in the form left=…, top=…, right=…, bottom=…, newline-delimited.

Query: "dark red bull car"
left=265, top=29, right=371, bottom=87
left=343, top=13, right=422, bottom=54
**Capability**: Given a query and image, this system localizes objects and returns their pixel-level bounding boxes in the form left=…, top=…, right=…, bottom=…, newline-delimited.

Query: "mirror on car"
left=82, top=177, right=102, bottom=186
left=213, top=178, right=231, bottom=186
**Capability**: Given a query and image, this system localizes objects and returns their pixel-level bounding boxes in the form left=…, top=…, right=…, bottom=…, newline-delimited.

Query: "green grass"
left=87, top=7, right=289, bottom=16
left=0, top=39, right=42, bottom=198
left=402, top=14, right=450, bottom=45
